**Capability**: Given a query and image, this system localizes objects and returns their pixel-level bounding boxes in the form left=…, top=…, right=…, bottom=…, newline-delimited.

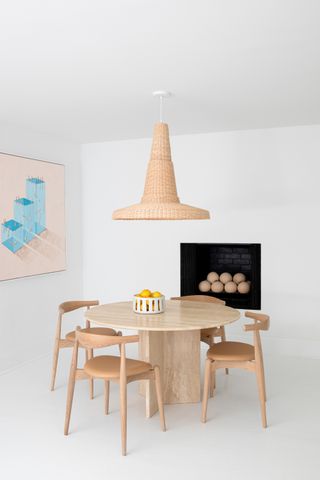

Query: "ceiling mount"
left=152, top=91, right=172, bottom=98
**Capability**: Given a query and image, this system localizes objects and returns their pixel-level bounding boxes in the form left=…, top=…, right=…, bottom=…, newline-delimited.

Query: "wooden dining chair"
left=201, top=311, right=270, bottom=428
left=64, top=328, right=166, bottom=456
left=50, top=300, right=119, bottom=398
left=171, top=295, right=229, bottom=377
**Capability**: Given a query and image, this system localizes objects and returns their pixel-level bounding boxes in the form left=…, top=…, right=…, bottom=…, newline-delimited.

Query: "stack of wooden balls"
left=198, top=272, right=251, bottom=294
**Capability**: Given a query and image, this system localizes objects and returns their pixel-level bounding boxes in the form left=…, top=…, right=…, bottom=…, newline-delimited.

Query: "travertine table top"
left=86, top=300, right=240, bottom=332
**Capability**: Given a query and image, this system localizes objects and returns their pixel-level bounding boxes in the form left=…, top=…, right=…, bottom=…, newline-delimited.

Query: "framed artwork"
left=0, top=152, right=66, bottom=281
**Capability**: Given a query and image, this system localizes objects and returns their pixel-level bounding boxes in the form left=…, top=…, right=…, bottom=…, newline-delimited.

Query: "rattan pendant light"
left=112, top=92, right=210, bottom=220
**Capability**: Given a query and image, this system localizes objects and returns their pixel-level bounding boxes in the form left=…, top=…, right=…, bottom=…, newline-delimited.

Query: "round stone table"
left=86, top=300, right=240, bottom=416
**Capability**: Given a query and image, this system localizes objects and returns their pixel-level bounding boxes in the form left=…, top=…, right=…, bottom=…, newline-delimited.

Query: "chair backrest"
left=59, top=300, right=99, bottom=314
left=243, top=311, right=270, bottom=332
left=72, top=328, right=139, bottom=382
left=171, top=295, right=225, bottom=306
left=55, top=300, right=99, bottom=341
left=76, top=328, right=139, bottom=349
left=243, top=311, right=270, bottom=359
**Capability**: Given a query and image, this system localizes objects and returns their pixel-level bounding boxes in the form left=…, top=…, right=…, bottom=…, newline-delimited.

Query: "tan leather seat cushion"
left=207, top=341, right=254, bottom=361
left=84, top=355, right=152, bottom=379
left=65, top=327, right=117, bottom=342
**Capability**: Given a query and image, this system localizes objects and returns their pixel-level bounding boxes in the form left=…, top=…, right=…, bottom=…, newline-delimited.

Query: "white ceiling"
left=0, top=0, right=320, bottom=143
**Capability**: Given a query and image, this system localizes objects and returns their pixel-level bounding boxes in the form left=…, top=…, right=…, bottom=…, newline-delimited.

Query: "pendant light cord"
left=159, top=95, right=163, bottom=123
left=153, top=91, right=171, bottom=124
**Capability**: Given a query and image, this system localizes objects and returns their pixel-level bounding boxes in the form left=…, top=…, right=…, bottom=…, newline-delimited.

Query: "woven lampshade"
left=112, top=123, right=210, bottom=220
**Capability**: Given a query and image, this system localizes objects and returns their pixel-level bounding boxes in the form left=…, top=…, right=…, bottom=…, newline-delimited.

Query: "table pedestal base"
left=139, top=330, right=200, bottom=417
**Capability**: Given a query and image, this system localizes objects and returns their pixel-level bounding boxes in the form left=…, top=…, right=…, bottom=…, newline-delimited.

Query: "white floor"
left=1, top=349, right=319, bottom=480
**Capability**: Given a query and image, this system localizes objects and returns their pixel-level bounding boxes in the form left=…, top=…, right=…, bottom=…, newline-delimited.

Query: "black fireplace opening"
left=180, top=243, right=261, bottom=310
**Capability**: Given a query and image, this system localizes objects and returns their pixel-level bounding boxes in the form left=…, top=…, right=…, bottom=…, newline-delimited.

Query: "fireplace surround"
left=180, top=243, right=261, bottom=309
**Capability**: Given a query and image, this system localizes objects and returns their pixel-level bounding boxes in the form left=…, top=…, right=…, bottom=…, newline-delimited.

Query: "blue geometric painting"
left=0, top=153, right=66, bottom=281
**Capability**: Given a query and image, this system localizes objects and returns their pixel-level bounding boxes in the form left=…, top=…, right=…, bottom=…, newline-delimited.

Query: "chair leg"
left=210, top=365, right=216, bottom=398
left=256, top=333, right=267, bottom=401
left=86, top=348, right=94, bottom=399
left=118, top=331, right=122, bottom=355
left=208, top=337, right=215, bottom=396
left=255, top=364, right=267, bottom=428
left=154, top=366, right=166, bottom=432
left=104, top=380, right=110, bottom=415
left=64, top=368, right=77, bottom=435
left=261, top=358, right=267, bottom=403
left=120, top=377, right=127, bottom=456
left=201, top=358, right=212, bottom=423
left=260, top=353, right=267, bottom=402
left=221, top=328, right=229, bottom=375
left=50, top=339, right=60, bottom=391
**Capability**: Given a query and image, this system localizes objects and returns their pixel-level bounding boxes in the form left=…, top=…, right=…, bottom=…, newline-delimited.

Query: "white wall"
left=82, top=124, right=320, bottom=358
left=0, top=124, right=83, bottom=373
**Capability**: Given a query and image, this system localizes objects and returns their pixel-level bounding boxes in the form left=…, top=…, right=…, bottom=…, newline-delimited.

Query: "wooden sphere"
left=199, top=280, right=211, bottom=292
left=233, top=272, right=246, bottom=284
left=220, top=272, right=232, bottom=284
left=225, top=281, right=237, bottom=293
left=238, top=281, right=250, bottom=294
left=211, top=281, right=224, bottom=293
left=207, top=271, right=219, bottom=283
